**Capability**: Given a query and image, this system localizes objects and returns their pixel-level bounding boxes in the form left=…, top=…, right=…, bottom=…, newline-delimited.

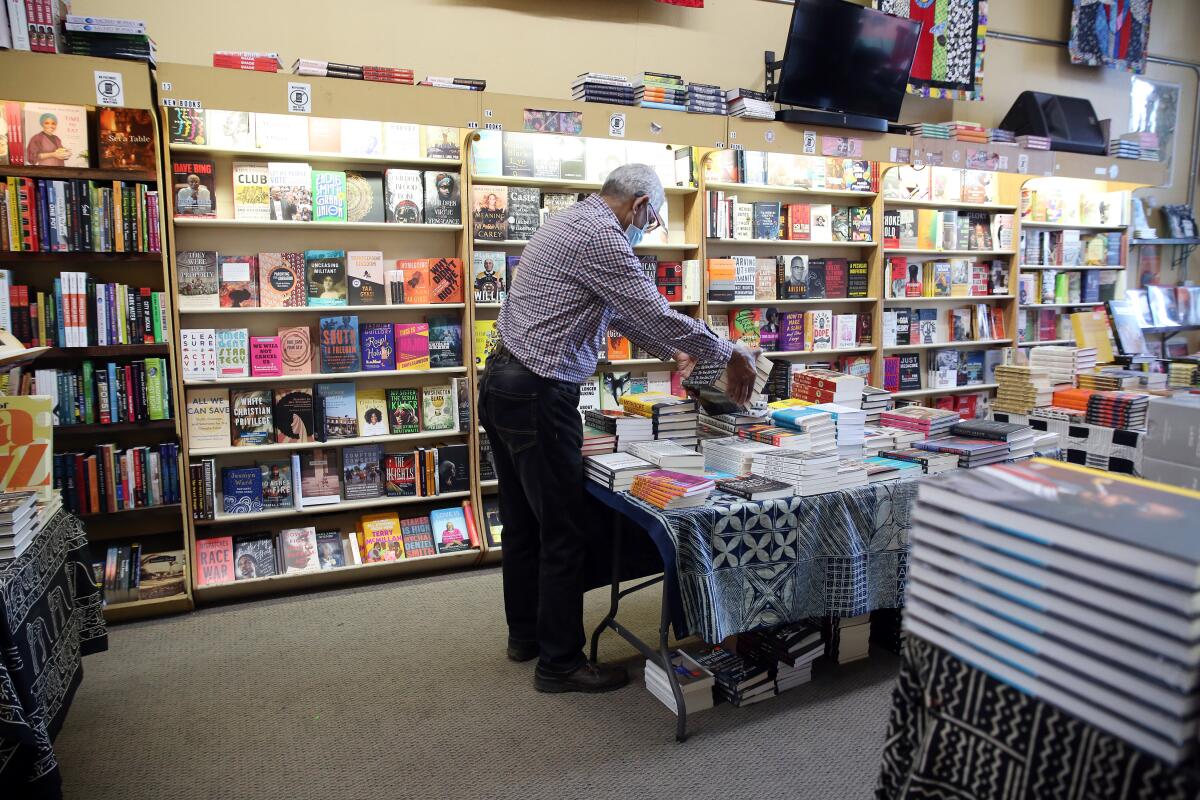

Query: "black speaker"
left=999, top=91, right=1106, bottom=156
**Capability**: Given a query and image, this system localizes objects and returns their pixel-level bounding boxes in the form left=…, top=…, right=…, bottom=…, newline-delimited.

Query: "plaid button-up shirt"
left=497, top=194, right=732, bottom=384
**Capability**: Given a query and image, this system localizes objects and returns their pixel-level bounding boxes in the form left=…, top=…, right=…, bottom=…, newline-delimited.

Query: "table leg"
left=589, top=510, right=623, bottom=665
left=660, top=588, right=688, bottom=742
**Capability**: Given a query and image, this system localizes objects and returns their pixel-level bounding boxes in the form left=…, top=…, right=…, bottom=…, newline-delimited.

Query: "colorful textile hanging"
left=875, top=0, right=989, bottom=102
left=1069, top=0, right=1153, bottom=75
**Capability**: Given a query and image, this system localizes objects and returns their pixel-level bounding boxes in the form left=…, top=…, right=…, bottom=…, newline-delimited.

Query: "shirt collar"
left=585, top=193, right=622, bottom=230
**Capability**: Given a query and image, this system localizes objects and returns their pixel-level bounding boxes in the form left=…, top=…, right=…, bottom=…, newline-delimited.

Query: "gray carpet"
left=56, top=566, right=898, bottom=800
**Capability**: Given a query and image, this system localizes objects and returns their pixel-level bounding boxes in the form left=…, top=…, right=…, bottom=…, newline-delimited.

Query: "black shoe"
left=534, top=662, right=629, bottom=694
left=507, top=640, right=539, bottom=663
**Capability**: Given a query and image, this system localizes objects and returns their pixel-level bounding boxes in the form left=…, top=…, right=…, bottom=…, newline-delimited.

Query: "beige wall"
left=89, top=0, right=1200, bottom=206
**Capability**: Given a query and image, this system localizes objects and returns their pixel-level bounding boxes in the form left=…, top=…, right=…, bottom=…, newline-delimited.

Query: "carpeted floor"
left=56, top=566, right=898, bottom=800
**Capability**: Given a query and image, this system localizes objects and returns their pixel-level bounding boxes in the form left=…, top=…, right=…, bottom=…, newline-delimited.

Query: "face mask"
left=624, top=222, right=645, bottom=247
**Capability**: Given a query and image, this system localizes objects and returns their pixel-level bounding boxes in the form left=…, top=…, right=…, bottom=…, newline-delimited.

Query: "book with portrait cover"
left=172, top=158, right=217, bottom=217
left=299, top=448, right=340, bottom=506
left=319, top=315, right=361, bottom=373
left=357, top=388, right=389, bottom=437
left=215, top=328, right=249, bottom=377
left=315, top=382, right=358, bottom=440
left=233, top=534, right=277, bottom=580
left=219, top=255, right=259, bottom=308
left=424, top=171, right=461, bottom=225
left=23, top=102, right=88, bottom=169
left=361, top=512, right=405, bottom=562
left=507, top=186, right=541, bottom=241
left=383, top=168, right=424, bottom=223
left=305, top=250, right=347, bottom=306
left=473, top=251, right=506, bottom=303
left=221, top=466, right=263, bottom=514
left=472, top=185, right=509, bottom=240
left=97, top=107, right=155, bottom=170
left=436, top=444, right=470, bottom=493
left=360, top=322, right=396, bottom=371
left=233, top=161, right=270, bottom=220
left=347, top=251, right=385, bottom=306
left=315, top=531, right=345, bottom=570
left=395, top=323, right=431, bottom=370
left=185, top=387, right=231, bottom=450
left=386, top=388, right=421, bottom=434
left=258, top=252, right=305, bottom=307
left=430, top=507, right=472, bottom=553
left=429, top=257, right=464, bottom=303
left=230, top=389, right=273, bottom=446
left=176, top=250, right=219, bottom=309
left=266, top=161, right=311, bottom=221
left=385, top=452, right=418, bottom=497
left=427, top=316, right=463, bottom=368
left=312, top=170, right=347, bottom=222
left=278, top=326, right=313, bottom=375
left=280, top=527, right=321, bottom=574
left=167, top=108, right=206, bottom=145
left=273, top=386, right=314, bottom=443
left=259, top=461, right=293, bottom=511
left=340, top=118, right=382, bottom=157
left=345, top=170, right=386, bottom=223
left=421, top=385, right=456, bottom=431
left=342, top=444, right=385, bottom=501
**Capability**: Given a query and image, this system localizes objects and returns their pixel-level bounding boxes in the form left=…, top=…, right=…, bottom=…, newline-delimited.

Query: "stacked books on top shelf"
left=1108, top=132, right=1160, bottom=161
left=907, top=123, right=948, bottom=139
left=61, top=15, right=156, bottom=65
left=705, top=150, right=877, bottom=193
left=725, top=88, right=774, bottom=120
left=905, top=459, right=1200, bottom=765
left=881, top=166, right=999, bottom=205
left=707, top=193, right=873, bottom=242
left=946, top=120, right=987, bottom=144
left=213, top=51, right=281, bottom=72
left=0, top=271, right=170, bottom=347
left=418, top=76, right=486, bottom=91
left=686, top=82, right=726, bottom=116
left=630, top=470, right=714, bottom=510
left=291, top=59, right=414, bottom=84
left=0, top=491, right=40, bottom=562
left=584, top=452, right=654, bottom=492
left=572, top=72, right=635, bottom=106
left=989, top=128, right=1016, bottom=146
left=635, top=72, right=687, bottom=111
left=1015, top=134, right=1051, bottom=150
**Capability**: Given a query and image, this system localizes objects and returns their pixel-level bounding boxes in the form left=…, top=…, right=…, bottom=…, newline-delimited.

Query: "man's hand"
left=674, top=351, right=697, bottom=380
left=724, top=344, right=758, bottom=407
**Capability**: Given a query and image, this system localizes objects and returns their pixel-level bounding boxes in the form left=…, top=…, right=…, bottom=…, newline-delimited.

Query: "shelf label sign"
left=162, top=98, right=201, bottom=109
left=608, top=112, right=626, bottom=138
left=287, top=82, right=312, bottom=114
left=1017, top=154, right=1030, bottom=174
left=802, top=131, right=816, bottom=153
left=483, top=122, right=503, bottom=131
left=94, top=71, right=124, bottom=107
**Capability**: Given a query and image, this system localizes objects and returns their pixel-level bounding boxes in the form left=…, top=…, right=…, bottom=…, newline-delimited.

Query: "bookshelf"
left=157, top=63, right=485, bottom=600
left=0, top=51, right=191, bottom=623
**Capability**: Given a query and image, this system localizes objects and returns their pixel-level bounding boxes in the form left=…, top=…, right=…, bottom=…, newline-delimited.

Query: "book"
left=482, top=499, right=503, bottom=548
left=172, top=158, right=217, bottom=217
left=395, top=323, right=431, bottom=370
left=230, top=389, right=273, bottom=446
left=361, top=512, right=405, bottom=562
left=218, top=255, right=259, bottom=308
left=222, top=466, right=263, bottom=514
left=401, top=515, right=438, bottom=557
left=298, top=448, right=340, bottom=506
left=206, top=109, right=254, bottom=149
left=258, top=252, right=305, bottom=307
left=305, top=250, right=348, bottom=306
left=898, top=353, right=922, bottom=391
left=280, top=527, right=321, bottom=573
left=424, top=170, right=461, bottom=225
left=342, top=444, right=384, bottom=500
left=356, top=389, right=389, bottom=437
left=278, top=326, right=313, bottom=375
left=185, top=388, right=231, bottom=450
left=384, top=168, right=424, bottom=223
left=429, top=257, right=464, bottom=304
left=316, top=381, right=358, bottom=439
left=232, top=161, right=270, bottom=220
left=255, top=113, right=308, bottom=152
left=195, top=536, right=234, bottom=586
left=384, top=452, right=418, bottom=497
left=436, top=444, right=470, bottom=493
left=427, top=316, right=463, bottom=368
left=249, top=336, right=282, bottom=377
left=22, top=103, right=87, bottom=169
left=176, top=250, right=219, bottom=310
left=315, top=530, right=345, bottom=569
left=421, top=385, right=456, bottom=431
left=429, top=506, right=472, bottom=553
left=94, top=107, right=153, bottom=171
left=215, top=328, right=249, bottom=378
left=167, top=108, right=206, bottom=145
left=423, top=126, right=461, bottom=160
left=502, top=132, right=536, bottom=177
left=311, top=170, right=347, bottom=222
left=472, top=185, right=509, bottom=240
left=273, top=386, right=314, bottom=443
left=259, top=461, right=293, bottom=510
left=387, top=388, right=421, bottom=434
left=266, top=161, right=311, bottom=221
left=359, top=322, right=396, bottom=371
left=508, top=186, right=541, bottom=241
left=344, top=170, right=386, bottom=223
left=319, top=315, right=361, bottom=373
left=474, top=250, right=507, bottom=303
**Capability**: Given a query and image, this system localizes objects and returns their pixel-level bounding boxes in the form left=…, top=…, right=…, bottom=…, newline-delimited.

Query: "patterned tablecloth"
left=588, top=479, right=916, bottom=642
left=877, top=635, right=1200, bottom=800
left=0, top=509, right=107, bottom=797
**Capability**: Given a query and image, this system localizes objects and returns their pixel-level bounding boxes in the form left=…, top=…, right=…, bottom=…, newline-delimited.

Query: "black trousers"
left=478, top=349, right=586, bottom=673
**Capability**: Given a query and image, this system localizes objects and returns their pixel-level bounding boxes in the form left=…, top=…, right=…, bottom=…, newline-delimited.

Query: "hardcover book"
left=280, top=527, right=321, bottom=574
left=233, top=534, right=277, bottom=580
left=311, top=169, right=347, bottom=222
left=277, top=326, right=314, bottom=375
left=429, top=507, right=472, bottom=553
left=502, top=132, right=536, bottom=177
left=383, top=168, right=423, bottom=223
left=172, top=159, right=217, bottom=217
left=195, top=536, right=234, bottom=586
left=206, top=110, right=255, bottom=150
left=474, top=251, right=506, bottom=303
left=259, top=461, right=293, bottom=511
left=778, top=255, right=808, bottom=300
left=361, top=512, right=405, bottom=562
left=342, top=444, right=384, bottom=500
left=429, top=257, right=464, bottom=304
left=360, top=322, right=396, bottom=371
left=424, top=171, right=461, bottom=225
left=357, top=389, right=389, bottom=436
left=508, top=186, right=541, bottom=241
left=848, top=261, right=868, bottom=298
left=319, top=316, right=361, bottom=374
left=232, top=162, right=270, bottom=220
left=299, top=448, right=340, bottom=506
left=258, top=252, right=306, bottom=307
left=249, top=336, right=282, bottom=377
left=97, top=107, right=155, bottom=170
left=395, top=259, right=431, bottom=304
left=273, top=386, right=314, bottom=443
left=340, top=118, right=382, bottom=157
left=347, top=251, right=385, bottom=306
left=180, top=328, right=218, bottom=381
left=255, top=113, right=309, bottom=152
left=222, top=466, right=263, bottom=514
left=315, top=530, right=345, bottom=569
left=316, top=382, right=357, bottom=439
left=305, top=250, right=348, bottom=306
left=383, top=122, right=421, bottom=159
left=23, top=102, right=88, bottom=169
left=177, top=250, right=220, bottom=310
left=219, top=256, right=259, bottom=308
left=345, top=170, right=386, bottom=223
left=395, top=323, right=431, bottom=370
left=386, top=388, right=421, bottom=434
left=167, top=108, right=206, bottom=145
left=421, top=385, right=456, bottom=431
left=308, top=117, right=341, bottom=152
left=266, top=161, right=312, bottom=221
left=231, top=389, right=273, bottom=446
left=384, top=452, right=417, bottom=496
left=472, top=185, right=509, bottom=240
left=427, top=316, right=463, bottom=368
left=898, top=353, right=922, bottom=391
left=436, top=444, right=470, bottom=493
left=215, top=328, right=250, bottom=378
left=401, top=516, right=438, bottom=558
left=423, top=125, right=461, bottom=159
left=185, top=388, right=231, bottom=450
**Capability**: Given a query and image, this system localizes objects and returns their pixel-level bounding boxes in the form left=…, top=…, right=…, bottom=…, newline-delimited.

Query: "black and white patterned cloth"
left=877, top=635, right=1200, bottom=799
left=0, top=510, right=107, bottom=797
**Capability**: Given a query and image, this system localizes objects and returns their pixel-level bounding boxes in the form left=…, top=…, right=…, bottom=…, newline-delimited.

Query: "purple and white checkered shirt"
left=496, top=194, right=732, bottom=384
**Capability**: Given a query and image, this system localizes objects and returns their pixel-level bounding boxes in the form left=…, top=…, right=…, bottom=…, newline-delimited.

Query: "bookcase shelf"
left=0, top=251, right=164, bottom=263
left=598, top=358, right=675, bottom=368
left=471, top=173, right=695, bottom=195
left=883, top=198, right=1017, bottom=212
left=168, top=142, right=463, bottom=169
left=704, top=181, right=877, bottom=200
left=0, top=164, right=157, bottom=182
left=182, top=366, right=467, bottom=387
left=1019, top=338, right=1076, bottom=346
left=892, top=383, right=999, bottom=399
left=707, top=297, right=877, bottom=308
left=473, top=239, right=699, bottom=252
left=770, top=347, right=875, bottom=357
left=479, top=479, right=498, bottom=489
left=38, top=344, right=170, bottom=359
left=77, top=503, right=183, bottom=520
left=55, top=419, right=177, bottom=437
left=103, top=592, right=192, bottom=623
left=1022, top=302, right=1102, bottom=309
left=1021, top=221, right=1126, bottom=232
left=707, top=239, right=879, bottom=248
left=884, top=249, right=1017, bottom=257
left=883, top=295, right=1014, bottom=304
left=172, top=218, right=463, bottom=232
left=882, top=339, right=1012, bottom=352
left=177, top=303, right=465, bottom=315
left=1019, top=264, right=1123, bottom=271
left=189, top=428, right=467, bottom=457
left=194, top=490, right=472, bottom=527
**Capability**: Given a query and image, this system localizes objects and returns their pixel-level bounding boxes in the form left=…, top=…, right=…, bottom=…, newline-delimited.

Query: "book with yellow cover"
left=916, top=209, right=939, bottom=251
left=620, top=392, right=695, bottom=418
left=360, top=511, right=404, bottom=562
left=0, top=395, right=53, bottom=500
left=1070, top=309, right=1115, bottom=364
left=473, top=319, right=498, bottom=367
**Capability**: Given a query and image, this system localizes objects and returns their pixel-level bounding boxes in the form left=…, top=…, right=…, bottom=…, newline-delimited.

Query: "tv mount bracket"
left=764, top=50, right=781, bottom=103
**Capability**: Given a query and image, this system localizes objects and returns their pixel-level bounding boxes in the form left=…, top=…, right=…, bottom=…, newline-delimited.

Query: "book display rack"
left=0, top=51, right=191, bottom=623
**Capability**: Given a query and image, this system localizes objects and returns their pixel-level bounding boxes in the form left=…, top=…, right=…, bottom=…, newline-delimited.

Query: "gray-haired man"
left=479, top=163, right=757, bottom=693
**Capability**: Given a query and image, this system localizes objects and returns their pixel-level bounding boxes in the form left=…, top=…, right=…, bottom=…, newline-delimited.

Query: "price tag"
left=287, top=82, right=312, bottom=114
left=94, top=71, right=124, bottom=106
left=483, top=122, right=503, bottom=131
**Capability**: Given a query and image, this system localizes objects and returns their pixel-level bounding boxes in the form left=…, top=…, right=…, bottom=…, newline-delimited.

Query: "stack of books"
left=791, top=368, right=865, bottom=407
left=905, top=459, right=1200, bottom=765
left=683, top=352, right=774, bottom=415
left=1168, top=361, right=1199, bottom=389
left=993, top=364, right=1054, bottom=414
left=419, top=76, right=485, bottom=91
left=686, top=82, right=727, bottom=116
left=291, top=59, right=415, bottom=84
left=1086, top=391, right=1150, bottom=431
left=212, top=50, right=280, bottom=72
left=581, top=427, right=617, bottom=457
left=1017, top=134, right=1052, bottom=150
left=1029, top=346, right=1098, bottom=386
left=860, top=386, right=892, bottom=425
left=836, top=459, right=871, bottom=491
left=862, top=427, right=898, bottom=457
left=1029, top=405, right=1088, bottom=424
left=907, top=122, right=949, bottom=139
left=877, top=424, right=928, bottom=448
left=750, top=451, right=837, bottom=496
left=620, top=392, right=699, bottom=447
left=584, top=452, right=653, bottom=492
left=879, top=448, right=959, bottom=475
left=714, top=474, right=795, bottom=501
left=989, top=128, right=1017, bottom=145
left=1050, top=387, right=1094, bottom=414
left=737, top=621, right=824, bottom=693
left=829, top=614, right=872, bottom=663
left=948, top=121, right=988, bottom=143
left=879, top=406, right=960, bottom=438
left=765, top=406, right=838, bottom=452
left=697, top=409, right=768, bottom=438
left=864, top=455, right=923, bottom=482
left=630, top=470, right=715, bottom=510
left=952, top=419, right=1036, bottom=460
left=627, top=439, right=705, bottom=473
left=643, top=650, right=715, bottom=715
left=1120, top=131, right=1161, bottom=161
left=810, top=403, right=867, bottom=459
left=572, top=72, right=635, bottom=106
left=1109, top=138, right=1143, bottom=159
left=693, top=645, right=775, bottom=707
left=915, top=437, right=1010, bottom=468
left=702, top=436, right=775, bottom=476
left=635, top=72, right=686, bottom=111
left=1076, top=370, right=1149, bottom=392
left=725, top=88, right=774, bottom=120
left=0, top=491, right=39, bottom=562
left=62, top=15, right=156, bottom=65
left=584, top=409, right=653, bottom=452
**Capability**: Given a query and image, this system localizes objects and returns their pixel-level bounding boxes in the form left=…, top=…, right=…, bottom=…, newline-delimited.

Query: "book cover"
left=340, top=118, right=382, bottom=157
left=502, top=132, right=536, bottom=177
left=230, top=389, right=273, bottom=446
left=423, top=125, right=461, bottom=160
left=898, top=209, right=919, bottom=249
left=429, top=507, right=472, bottom=553
left=778, top=311, right=805, bottom=351
left=215, top=328, right=249, bottom=377
left=311, top=169, right=347, bottom=222
left=167, top=108, right=206, bottom=145
left=345, top=170, right=386, bottom=223
left=176, top=250, right=219, bottom=310
left=810, top=204, right=832, bottom=242
left=308, top=117, right=341, bottom=152
left=180, top=328, right=218, bottom=381
left=831, top=206, right=850, bottom=242
left=424, top=170, right=461, bottom=225
left=185, top=388, right=231, bottom=450
left=395, top=323, right=431, bottom=370
left=383, top=122, right=421, bottom=159
left=315, top=530, right=345, bottom=570
left=319, top=315, right=361, bottom=374
left=421, top=385, right=456, bottom=431
left=299, top=448, right=340, bottom=505
left=305, top=250, right=348, bottom=306
left=232, top=161, right=270, bottom=220
left=23, top=103, right=88, bottom=169
left=508, top=186, right=541, bottom=241
left=356, top=389, right=389, bottom=436
left=429, top=257, right=465, bottom=304
left=219, top=255, right=259, bottom=308
left=436, top=444, right=470, bottom=493
left=395, top=259, right=431, bottom=304
left=359, top=322, right=396, bottom=371
left=273, top=386, right=314, bottom=443
left=427, top=316, right=463, bottom=368
left=898, top=353, right=922, bottom=391
left=255, top=113, right=309, bottom=152
left=266, top=161, right=312, bottom=221
left=137, top=550, right=187, bottom=600
left=932, top=349, right=960, bottom=388
left=195, top=536, right=234, bottom=586
left=387, top=388, right=421, bottom=434
left=233, top=534, right=277, bottom=580
left=249, top=336, right=282, bottom=377
left=824, top=258, right=848, bottom=298
left=96, top=107, right=155, bottom=170
left=472, top=185, right=509, bottom=240
left=258, top=252, right=306, bottom=307
left=383, top=168, right=424, bottom=223
left=342, top=444, right=384, bottom=500
left=280, top=527, right=321, bottom=574
left=805, top=258, right=827, bottom=299
left=172, top=158, right=217, bottom=217
left=222, top=466, right=263, bottom=514
left=778, top=255, right=808, bottom=300
left=847, top=261, right=868, bottom=298
left=474, top=319, right=500, bottom=366
left=278, top=326, right=314, bottom=375
left=804, top=310, right=833, bottom=351
left=347, top=251, right=385, bottom=306
left=259, top=461, right=293, bottom=510
left=384, top=452, right=417, bottom=497
left=850, top=206, right=873, bottom=242
left=471, top=129, right=503, bottom=175
left=361, top=512, right=405, bottom=562
left=317, top=382, right=358, bottom=439
left=206, top=109, right=254, bottom=149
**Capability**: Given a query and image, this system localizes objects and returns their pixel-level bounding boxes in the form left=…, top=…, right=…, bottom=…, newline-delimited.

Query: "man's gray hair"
left=600, top=163, right=665, bottom=211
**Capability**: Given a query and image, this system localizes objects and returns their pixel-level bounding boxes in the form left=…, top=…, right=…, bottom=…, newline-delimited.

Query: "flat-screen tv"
left=775, top=0, right=921, bottom=123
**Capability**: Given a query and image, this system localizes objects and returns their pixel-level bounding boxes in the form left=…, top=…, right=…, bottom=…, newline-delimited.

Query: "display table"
left=877, top=635, right=1200, bottom=800
left=586, top=479, right=916, bottom=740
left=0, top=509, right=107, bottom=797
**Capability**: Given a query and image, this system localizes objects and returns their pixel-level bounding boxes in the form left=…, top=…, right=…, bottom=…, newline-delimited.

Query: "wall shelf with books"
left=0, top=50, right=193, bottom=621
left=884, top=249, right=1016, bottom=257
left=771, top=347, right=875, bottom=357
left=892, top=383, right=999, bottom=399
left=1022, top=302, right=1104, bottom=309
left=471, top=239, right=698, bottom=252
left=182, top=366, right=468, bottom=388
left=708, top=239, right=879, bottom=248
left=189, top=428, right=467, bottom=457
left=1020, top=221, right=1126, bottom=232
left=706, top=297, right=877, bottom=308
left=168, top=142, right=462, bottom=169
left=883, top=199, right=1016, bottom=212
left=883, top=295, right=1014, bottom=303
left=1019, top=264, right=1123, bottom=271
left=178, top=302, right=466, bottom=315
left=1018, top=338, right=1076, bottom=346
left=479, top=479, right=498, bottom=490
left=470, top=174, right=694, bottom=195
left=703, top=182, right=878, bottom=200
left=882, top=339, right=1012, bottom=352
left=195, top=490, right=472, bottom=527
left=173, top=219, right=464, bottom=232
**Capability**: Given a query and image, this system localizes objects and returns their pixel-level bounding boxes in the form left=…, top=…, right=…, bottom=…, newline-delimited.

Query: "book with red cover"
left=786, top=203, right=810, bottom=240
left=195, top=536, right=234, bottom=586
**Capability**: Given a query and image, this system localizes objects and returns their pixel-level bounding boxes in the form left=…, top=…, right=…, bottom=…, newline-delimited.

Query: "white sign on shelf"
left=802, top=131, right=816, bottom=154
left=94, top=71, right=124, bottom=106
left=484, top=122, right=502, bottom=131
left=608, top=112, right=626, bottom=138
left=287, top=82, right=312, bottom=114
left=1017, top=154, right=1030, bottom=174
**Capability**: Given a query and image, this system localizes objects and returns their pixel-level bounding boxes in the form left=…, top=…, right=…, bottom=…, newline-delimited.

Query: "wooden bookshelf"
left=0, top=50, right=192, bottom=622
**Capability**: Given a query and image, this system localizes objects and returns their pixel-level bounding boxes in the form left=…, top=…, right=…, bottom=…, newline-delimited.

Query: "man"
left=26, top=113, right=71, bottom=167
left=176, top=174, right=212, bottom=216
left=269, top=186, right=296, bottom=221
left=479, top=163, right=757, bottom=694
